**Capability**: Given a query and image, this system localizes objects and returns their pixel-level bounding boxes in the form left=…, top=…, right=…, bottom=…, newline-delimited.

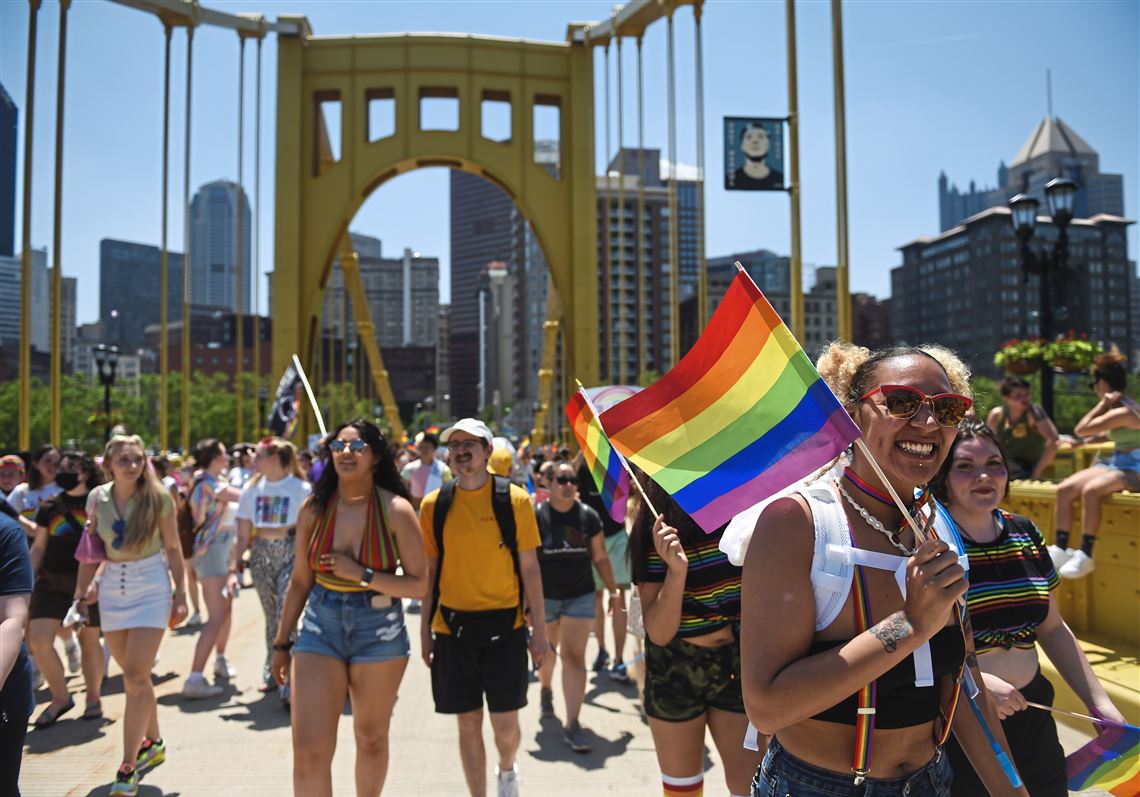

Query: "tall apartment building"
left=189, top=180, right=252, bottom=313
left=0, top=83, right=16, bottom=257
left=449, top=171, right=516, bottom=417
left=939, top=117, right=1124, bottom=232
left=99, top=239, right=184, bottom=351
left=595, top=148, right=699, bottom=383
left=323, top=232, right=440, bottom=349
left=893, top=206, right=1134, bottom=376
left=60, top=276, right=77, bottom=372
left=0, top=248, right=49, bottom=350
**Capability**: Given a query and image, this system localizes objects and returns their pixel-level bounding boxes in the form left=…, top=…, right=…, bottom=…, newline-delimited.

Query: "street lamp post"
left=92, top=343, right=120, bottom=442
left=1009, top=177, right=1077, bottom=420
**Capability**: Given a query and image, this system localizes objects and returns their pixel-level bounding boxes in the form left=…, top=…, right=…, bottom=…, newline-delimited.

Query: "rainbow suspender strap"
left=850, top=563, right=876, bottom=784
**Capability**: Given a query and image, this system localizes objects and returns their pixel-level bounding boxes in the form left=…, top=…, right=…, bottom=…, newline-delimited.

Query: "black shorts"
left=29, top=569, right=100, bottom=627
left=947, top=667, right=1066, bottom=797
left=643, top=634, right=745, bottom=722
left=430, top=627, right=529, bottom=714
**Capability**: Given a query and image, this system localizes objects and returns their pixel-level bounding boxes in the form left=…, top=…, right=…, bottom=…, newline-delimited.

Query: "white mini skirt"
left=99, top=552, right=172, bottom=632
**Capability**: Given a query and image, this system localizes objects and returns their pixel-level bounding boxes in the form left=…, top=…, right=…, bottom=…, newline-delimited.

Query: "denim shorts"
left=193, top=531, right=235, bottom=579
left=752, top=738, right=951, bottom=797
left=544, top=591, right=596, bottom=622
left=295, top=584, right=410, bottom=664
left=1093, top=451, right=1140, bottom=491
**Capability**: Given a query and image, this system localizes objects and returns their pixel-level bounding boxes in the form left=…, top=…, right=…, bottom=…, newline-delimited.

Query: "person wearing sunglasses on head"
left=929, top=420, right=1124, bottom=796
left=73, top=434, right=188, bottom=796
left=271, top=420, right=426, bottom=797
left=1049, top=349, right=1140, bottom=579
left=738, top=343, right=1027, bottom=797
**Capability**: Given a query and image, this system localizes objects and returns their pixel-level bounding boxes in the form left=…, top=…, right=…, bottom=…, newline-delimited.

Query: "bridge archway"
left=272, top=23, right=598, bottom=433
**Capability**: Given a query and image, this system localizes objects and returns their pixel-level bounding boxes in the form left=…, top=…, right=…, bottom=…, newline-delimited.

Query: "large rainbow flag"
left=1066, top=720, right=1140, bottom=796
left=566, top=388, right=631, bottom=523
left=599, top=266, right=861, bottom=533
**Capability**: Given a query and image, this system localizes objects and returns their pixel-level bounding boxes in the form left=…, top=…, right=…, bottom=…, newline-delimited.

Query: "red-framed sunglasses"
left=859, top=385, right=973, bottom=428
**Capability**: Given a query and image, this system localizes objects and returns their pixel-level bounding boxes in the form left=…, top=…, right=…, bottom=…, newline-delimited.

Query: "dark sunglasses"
left=860, top=384, right=972, bottom=428
left=328, top=439, right=367, bottom=453
left=555, top=476, right=577, bottom=486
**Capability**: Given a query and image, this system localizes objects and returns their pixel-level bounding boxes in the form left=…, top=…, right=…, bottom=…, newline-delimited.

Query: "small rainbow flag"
left=1066, top=720, right=1140, bottom=796
left=566, top=388, right=631, bottom=523
left=599, top=266, right=861, bottom=533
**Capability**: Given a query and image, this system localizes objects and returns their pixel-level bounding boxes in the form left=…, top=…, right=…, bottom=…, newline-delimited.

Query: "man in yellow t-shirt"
left=420, top=418, right=548, bottom=797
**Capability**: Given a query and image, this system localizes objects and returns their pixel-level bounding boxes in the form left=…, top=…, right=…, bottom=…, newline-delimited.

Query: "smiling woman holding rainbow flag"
left=591, top=267, right=1027, bottom=797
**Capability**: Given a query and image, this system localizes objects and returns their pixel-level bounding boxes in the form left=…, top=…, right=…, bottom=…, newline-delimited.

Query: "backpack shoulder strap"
left=429, top=480, right=457, bottom=617
left=490, top=475, right=523, bottom=602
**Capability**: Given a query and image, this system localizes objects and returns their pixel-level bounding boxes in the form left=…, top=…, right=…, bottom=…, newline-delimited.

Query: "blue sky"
left=2, top=0, right=1137, bottom=326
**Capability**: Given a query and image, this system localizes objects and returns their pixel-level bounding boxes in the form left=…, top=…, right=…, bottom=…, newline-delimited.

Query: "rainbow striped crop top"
left=307, top=487, right=400, bottom=592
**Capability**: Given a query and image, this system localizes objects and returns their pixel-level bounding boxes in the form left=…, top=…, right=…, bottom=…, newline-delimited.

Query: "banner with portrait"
left=724, top=117, right=785, bottom=191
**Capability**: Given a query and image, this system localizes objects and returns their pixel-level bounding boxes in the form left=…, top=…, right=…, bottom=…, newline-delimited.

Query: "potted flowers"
left=994, top=338, right=1045, bottom=375
left=1044, top=331, right=1103, bottom=373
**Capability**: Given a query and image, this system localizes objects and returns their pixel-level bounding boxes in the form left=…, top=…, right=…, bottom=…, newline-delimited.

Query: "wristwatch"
left=272, top=640, right=294, bottom=652
left=360, top=567, right=374, bottom=588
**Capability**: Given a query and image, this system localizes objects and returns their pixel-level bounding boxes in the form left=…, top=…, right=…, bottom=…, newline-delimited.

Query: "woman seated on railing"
left=1049, top=349, right=1140, bottom=579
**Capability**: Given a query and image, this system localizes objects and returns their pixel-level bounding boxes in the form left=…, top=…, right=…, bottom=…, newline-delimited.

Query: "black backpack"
left=429, top=475, right=523, bottom=644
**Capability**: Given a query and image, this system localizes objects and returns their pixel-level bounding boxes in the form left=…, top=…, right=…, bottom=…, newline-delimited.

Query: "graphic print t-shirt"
left=34, top=492, right=89, bottom=574
left=536, top=501, right=603, bottom=600
left=235, top=475, right=311, bottom=529
left=7, top=483, right=63, bottom=523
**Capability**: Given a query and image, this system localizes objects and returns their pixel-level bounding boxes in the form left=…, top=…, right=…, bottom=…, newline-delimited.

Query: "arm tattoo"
left=869, top=611, right=912, bottom=654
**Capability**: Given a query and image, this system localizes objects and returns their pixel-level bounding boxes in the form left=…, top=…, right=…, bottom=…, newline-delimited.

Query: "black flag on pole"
left=267, top=363, right=303, bottom=438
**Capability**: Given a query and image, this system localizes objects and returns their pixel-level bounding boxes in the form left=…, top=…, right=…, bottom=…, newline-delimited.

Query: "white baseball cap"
left=440, top=418, right=494, bottom=445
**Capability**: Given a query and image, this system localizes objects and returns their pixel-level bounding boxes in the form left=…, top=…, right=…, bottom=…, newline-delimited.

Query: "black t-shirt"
left=536, top=501, right=603, bottom=600
left=0, top=513, right=34, bottom=723
left=576, top=462, right=624, bottom=537
left=34, top=491, right=89, bottom=575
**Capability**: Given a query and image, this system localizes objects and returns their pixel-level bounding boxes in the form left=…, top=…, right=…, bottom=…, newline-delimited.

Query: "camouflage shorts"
left=643, top=634, right=745, bottom=722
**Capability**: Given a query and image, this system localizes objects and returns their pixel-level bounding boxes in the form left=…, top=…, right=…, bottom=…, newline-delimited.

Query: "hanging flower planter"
left=1044, top=332, right=1103, bottom=374
left=1004, top=357, right=1042, bottom=375
left=994, top=338, right=1045, bottom=375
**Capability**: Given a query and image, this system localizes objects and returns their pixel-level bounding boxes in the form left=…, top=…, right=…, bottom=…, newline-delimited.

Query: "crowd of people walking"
left=0, top=348, right=1136, bottom=797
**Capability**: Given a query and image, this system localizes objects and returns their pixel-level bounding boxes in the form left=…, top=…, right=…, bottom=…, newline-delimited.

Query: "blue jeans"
left=295, top=585, right=410, bottom=664
left=752, top=738, right=951, bottom=797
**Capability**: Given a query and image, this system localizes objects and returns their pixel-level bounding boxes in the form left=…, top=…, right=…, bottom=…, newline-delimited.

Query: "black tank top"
left=807, top=625, right=965, bottom=729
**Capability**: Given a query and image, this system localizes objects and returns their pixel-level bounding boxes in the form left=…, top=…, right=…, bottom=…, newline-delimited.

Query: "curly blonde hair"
left=815, top=341, right=972, bottom=406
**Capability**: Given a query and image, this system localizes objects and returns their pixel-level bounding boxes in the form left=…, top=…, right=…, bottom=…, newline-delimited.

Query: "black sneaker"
left=540, top=687, right=555, bottom=718
left=608, top=662, right=632, bottom=684
left=591, top=649, right=610, bottom=672
left=563, top=721, right=591, bottom=754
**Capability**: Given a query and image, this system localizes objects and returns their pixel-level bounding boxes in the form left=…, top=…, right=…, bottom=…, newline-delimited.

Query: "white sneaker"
left=1058, top=550, right=1095, bottom=579
left=496, top=765, right=519, bottom=797
left=181, top=676, right=224, bottom=699
left=1047, top=545, right=1073, bottom=570
left=65, top=634, right=82, bottom=674
left=214, top=655, right=236, bottom=680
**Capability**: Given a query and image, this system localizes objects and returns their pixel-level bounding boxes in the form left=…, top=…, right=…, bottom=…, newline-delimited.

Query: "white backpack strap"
left=743, top=722, right=761, bottom=751
left=803, top=482, right=854, bottom=632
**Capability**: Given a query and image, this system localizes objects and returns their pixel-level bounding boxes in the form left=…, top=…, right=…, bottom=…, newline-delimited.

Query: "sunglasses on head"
left=860, top=384, right=972, bottom=428
left=329, top=439, right=367, bottom=453
left=555, top=475, right=577, bottom=485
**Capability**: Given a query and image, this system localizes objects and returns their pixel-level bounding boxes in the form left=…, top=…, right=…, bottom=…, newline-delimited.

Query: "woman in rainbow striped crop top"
left=930, top=419, right=1124, bottom=796
left=270, top=419, right=427, bottom=797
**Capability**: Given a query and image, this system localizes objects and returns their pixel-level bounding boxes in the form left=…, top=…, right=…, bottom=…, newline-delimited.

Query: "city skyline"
left=0, top=1, right=1136, bottom=330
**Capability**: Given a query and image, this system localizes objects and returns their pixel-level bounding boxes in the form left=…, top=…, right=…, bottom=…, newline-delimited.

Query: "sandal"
left=82, top=702, right=104, bottom=720
left=34, top=698, right=75, bottom=728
